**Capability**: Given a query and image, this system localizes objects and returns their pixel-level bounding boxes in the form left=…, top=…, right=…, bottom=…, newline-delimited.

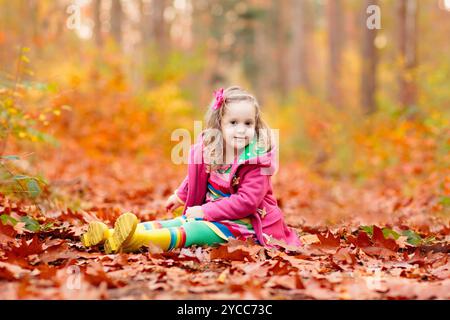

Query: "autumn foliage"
left=1, top=0, right=449, bottom=300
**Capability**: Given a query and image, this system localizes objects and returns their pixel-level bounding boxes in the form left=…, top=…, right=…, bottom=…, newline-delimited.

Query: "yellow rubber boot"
left=104, top=212, right=139, bottom=254
left=122, top=225, right=174, bottom=252
left=81, top=221, right=112, bottom=247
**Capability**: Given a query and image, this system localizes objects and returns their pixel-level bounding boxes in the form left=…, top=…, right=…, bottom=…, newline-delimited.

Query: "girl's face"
left=221, top=101, right=256, bottom=152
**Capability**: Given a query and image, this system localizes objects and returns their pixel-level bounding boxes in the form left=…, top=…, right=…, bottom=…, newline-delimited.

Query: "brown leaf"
left=0, top=221, right=17, bottom=244
left=295, top=273, right=305, bottom=289
left=332, top=247, right=357, bottom=266
left=348, top=231, right=372, bottom=248
left=268, top=260, right=294, bottom=276
left=266, top=275, right=299, bottom=290
left=210, top=244, right=255, bottom=262
left=360, top=246, right=397, bottom=259
left=418, top=243, right=450, bottom=254
left=83, top=262, right=126, bottom=289
left=317, top=231, right=340, bottom=248
left=6, top=236, right=44, bottom=260
left=0, top=261, right=31, bottom=281
left=39, top=242, right=80, bottom=264
left=35, top=264, right=58, bottom=280
left=0, top=266, right=17, bottom=281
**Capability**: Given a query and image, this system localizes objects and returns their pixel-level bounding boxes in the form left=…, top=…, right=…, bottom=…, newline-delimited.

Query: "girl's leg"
left=123, top=220, right=226, bottom=252
left=140, top=215, right=187, bottom=230
left=183, top=221, right=227, bottom=247
left=82, top=215, right=188, bottom=248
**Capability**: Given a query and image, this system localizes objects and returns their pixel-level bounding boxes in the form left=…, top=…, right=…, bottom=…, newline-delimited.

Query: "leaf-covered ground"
left=0, top=141, right=449, bottom=300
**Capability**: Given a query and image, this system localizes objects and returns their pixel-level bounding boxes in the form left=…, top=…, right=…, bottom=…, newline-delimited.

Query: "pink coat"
left=175, top=138, right=301, bottom=248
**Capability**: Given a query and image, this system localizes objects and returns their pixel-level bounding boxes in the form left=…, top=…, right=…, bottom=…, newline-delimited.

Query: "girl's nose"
left=236, top=124, right=246, bottom=134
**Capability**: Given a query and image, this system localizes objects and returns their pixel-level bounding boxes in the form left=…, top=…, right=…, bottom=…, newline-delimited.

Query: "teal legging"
left=140, top=215, right=226, bottom=247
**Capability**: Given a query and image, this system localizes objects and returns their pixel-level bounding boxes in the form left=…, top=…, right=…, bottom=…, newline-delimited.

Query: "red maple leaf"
left=348, top=231, right=372, bottom=248
left=316, top=231, right=340, bottom=248
left=7, top=236, right=44, bottom=258
left=372, top=226, right=399, bottom=251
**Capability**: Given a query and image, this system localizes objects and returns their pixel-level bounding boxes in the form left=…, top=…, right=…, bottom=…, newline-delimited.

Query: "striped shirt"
left=204, top=164, right=256, bottom=241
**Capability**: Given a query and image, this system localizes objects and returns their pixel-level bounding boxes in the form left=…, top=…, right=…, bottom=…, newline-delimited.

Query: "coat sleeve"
left=174, top=175, right=188, bottom=204
left=201, top=166, right=269, bottom=221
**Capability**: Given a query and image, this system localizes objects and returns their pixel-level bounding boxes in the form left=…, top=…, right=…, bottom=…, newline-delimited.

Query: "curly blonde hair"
left=202, top=86, right=273, bottom=172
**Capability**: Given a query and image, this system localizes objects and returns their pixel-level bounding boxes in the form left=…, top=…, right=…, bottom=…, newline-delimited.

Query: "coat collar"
left=236, top=137, right=272, bottom=166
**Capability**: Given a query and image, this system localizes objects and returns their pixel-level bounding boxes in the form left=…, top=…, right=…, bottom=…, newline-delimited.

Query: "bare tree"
left=326, top=0, right=344, bottom=107
left=397, top=0, right=418, bottom=111
left=93, top=0, right=102, bottom=47
left=152, top=0, right=169, bottom=55
left=139, top=0, right=151, bottom=45
left=111, top=0, right=122, bottom=45
left=289, top=0, right=314, bottom=93
left=273, top=0, right=290, bottom=96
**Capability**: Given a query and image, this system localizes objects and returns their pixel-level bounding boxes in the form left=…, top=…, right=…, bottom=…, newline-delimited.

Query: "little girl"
left=81, top=86, right=301, bottom=253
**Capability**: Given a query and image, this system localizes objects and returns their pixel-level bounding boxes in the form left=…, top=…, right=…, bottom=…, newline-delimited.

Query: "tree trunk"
left=111, top=0, right=122, bottom=45
left=360, top=0, right=378, bottom=114
left=273, top=0, right=289, bottom=97
left=93, top=0, right=102, bottom=47
left=152, top=0, right=168, bottom=55
left=253, top=4, right=269, bottom=101
left=326, top=0, right=344, bottom=107
left=139, top=0, right=152, bottom=46
left=289, top=0, right=313, bottom=93
left=397, top=0, right=418, bottom=110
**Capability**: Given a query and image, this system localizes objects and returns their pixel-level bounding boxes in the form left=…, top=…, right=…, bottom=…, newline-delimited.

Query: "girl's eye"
left=245, top=122, right=252, bottom=126
left=230, top=121, right=237, bottom=125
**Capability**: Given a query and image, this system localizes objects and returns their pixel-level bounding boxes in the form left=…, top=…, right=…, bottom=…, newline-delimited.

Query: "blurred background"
left=0, top=0, right=449, bottom=224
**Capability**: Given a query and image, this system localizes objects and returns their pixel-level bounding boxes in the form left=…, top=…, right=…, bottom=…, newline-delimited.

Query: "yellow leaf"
left=217, top=269, right=228, bottom=284
left=20, top=55, right=30, bottom=63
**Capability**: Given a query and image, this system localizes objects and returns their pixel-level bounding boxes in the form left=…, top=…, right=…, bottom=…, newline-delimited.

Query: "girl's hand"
left=185, top=206, right=205, bottom=219
left=165, top=194, right=183, bottom=213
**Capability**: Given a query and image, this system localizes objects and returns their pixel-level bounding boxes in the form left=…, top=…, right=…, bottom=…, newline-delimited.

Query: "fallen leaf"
left=316, top=231, right=340, bottom=248
left=210, top=244, right=255, bottom=262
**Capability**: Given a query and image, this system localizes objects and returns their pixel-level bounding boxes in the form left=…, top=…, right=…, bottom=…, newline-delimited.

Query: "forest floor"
left=0, top=139, right=449, bottom=300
